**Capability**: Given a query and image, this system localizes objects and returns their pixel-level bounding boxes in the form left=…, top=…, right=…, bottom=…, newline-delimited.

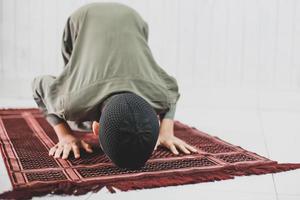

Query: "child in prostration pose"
left=32, top=2, right=197, bottom=169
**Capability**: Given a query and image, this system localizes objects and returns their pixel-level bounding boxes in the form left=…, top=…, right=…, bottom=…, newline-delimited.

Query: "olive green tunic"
left=31, top=2, right=180, bottom=126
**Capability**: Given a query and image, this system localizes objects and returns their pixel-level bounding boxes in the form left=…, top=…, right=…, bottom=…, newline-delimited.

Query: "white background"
left=1, top=0, right=300, bottom=97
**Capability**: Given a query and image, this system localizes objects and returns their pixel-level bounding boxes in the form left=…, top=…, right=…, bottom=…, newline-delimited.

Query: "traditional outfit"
left=31, top=2, right=180, bottom=131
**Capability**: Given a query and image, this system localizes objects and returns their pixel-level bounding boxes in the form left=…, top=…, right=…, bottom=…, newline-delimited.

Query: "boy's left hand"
left=154, top=131, right=198, bottom=155
left=155, top=118, right=197, bottom=155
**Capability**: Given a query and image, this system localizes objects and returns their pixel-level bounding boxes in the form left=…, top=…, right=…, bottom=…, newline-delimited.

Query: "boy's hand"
left=154, top=118, right=197, bottom=155
left=49, top=134, right=93, bottom=159
left=154, top=132, right=198, bottom=155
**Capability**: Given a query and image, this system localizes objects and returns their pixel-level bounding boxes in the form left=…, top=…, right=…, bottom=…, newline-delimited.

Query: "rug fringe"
left=107, top=162, right=300, bottom=192
left=0, top=162, right=300, bottom=199
left=228, top=163, right=300, bottom=176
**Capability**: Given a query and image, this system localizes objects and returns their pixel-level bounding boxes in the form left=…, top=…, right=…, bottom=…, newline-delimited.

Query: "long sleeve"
left=31, top=75, right=66, bottom=126
left=162, top=102, right=177, bottom=120
left=32, top=16, right=78, bottom=125
left=32, top=90, right=65, bottom=126
left=159, top=71, right=180, bottom=120
left=61, top=17, right=77, bottom=67
left=45, top=114, right=65, bottom=126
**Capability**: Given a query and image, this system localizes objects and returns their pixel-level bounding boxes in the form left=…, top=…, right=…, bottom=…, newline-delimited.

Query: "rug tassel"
left=106, top=163, right=300, bottom=193
left=228, top=163, right=300, bottom=177
left=106, top=185, right=116, bottom=193
left=107, top=170, right=235, bottom=192
left=1, top=163, right=300, bottom=198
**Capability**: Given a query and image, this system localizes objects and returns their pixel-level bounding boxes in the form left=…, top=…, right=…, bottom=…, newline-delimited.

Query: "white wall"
left=1, top=0, right=300, bottom=99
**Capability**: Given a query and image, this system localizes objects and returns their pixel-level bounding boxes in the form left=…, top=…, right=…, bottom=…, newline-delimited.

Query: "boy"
left=32, top=2, right=197, bottom=169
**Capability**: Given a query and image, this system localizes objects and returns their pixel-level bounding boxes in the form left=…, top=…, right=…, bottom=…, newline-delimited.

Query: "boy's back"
left=32, top=2, right=180, bottom=123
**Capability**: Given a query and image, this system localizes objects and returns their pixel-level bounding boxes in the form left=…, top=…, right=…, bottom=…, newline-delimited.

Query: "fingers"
left=49, top=140, right=91, bottom=160
left=153, top=133, right=199, bottom=156
left=169, top=144, right=179, bottom=155
left=72, top=144, right=80, bottom=159
left=173, top=137, right=198, bottom=154
left=184, top=143, right=198, bottom=153
left=166, top=138, right=198, bottom=155
left=62, top=145, right=72, bottom=159
left=154, top=140, right=160, bottom=150
left=81, top=140, right=93, bottom=153
left=49, top=144, right=58, bottom=156
left=176, top=143, right=191, bottom=154
left=54, top=145, right=64, bottom=158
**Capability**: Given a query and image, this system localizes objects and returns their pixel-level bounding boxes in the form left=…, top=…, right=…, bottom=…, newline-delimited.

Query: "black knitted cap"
left=99, top=92, right=159, bottom=170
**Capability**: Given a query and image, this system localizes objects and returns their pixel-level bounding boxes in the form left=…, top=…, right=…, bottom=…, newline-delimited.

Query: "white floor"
left=0, top=87, right=300, bottom=200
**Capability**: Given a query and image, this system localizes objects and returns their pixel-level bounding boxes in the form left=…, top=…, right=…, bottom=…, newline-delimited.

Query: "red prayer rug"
left=0, top=108, right=300, bottom=199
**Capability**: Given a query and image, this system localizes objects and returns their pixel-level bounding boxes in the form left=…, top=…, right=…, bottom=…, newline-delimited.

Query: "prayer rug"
left=0, top=108, right=300, bottom=199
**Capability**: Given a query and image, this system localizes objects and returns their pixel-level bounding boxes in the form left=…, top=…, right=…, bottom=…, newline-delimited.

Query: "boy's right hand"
left=49, top=133, right=93, bottom=159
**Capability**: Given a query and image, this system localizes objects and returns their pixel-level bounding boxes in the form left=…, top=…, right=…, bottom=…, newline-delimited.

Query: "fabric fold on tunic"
left=31, top=2, right=180, bottom=126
